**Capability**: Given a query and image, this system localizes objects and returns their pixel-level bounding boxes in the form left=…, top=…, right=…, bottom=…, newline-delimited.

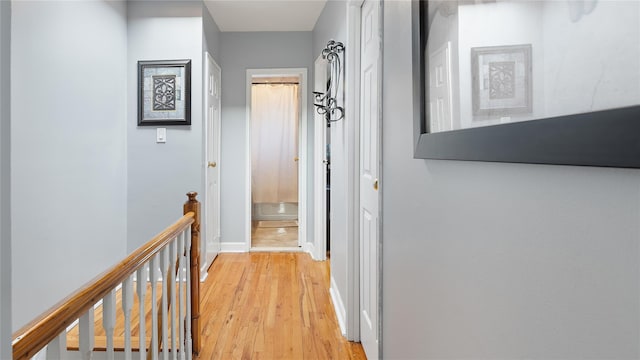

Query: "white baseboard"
left=220, top=242, right=248, bottom=253
left=302, top=241, right=317, bottom=260
left=329, top=276, right=347, bottom=336
left=205, top=252, right=217, bottom=268
left=200, top=252, right=219, bottom=282
left=250, top=246, right=302, bottom=252
left=200, top=263, right=209, bottom=282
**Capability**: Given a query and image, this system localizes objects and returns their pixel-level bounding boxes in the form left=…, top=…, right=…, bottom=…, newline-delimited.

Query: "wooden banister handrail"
left=12, top=211, right=196, bottom=360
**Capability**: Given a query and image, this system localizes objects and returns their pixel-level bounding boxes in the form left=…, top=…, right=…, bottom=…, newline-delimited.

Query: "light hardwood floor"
left=199, top=253, right=366, bottom=359
left=67, top=253, right=366, bottom=359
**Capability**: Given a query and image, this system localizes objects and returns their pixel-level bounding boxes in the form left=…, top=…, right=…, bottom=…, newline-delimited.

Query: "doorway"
left=246, top=68, right=308, bottom=251
left=204, top=52, right=221, bottom=271
left=358, top=1, right=381, bottom=358
left=313, top=55, right=330, bottom=261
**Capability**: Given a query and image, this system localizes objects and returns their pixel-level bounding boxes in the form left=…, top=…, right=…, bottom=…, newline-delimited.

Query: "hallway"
left=65, top=252, right=365, bottom=359
left=199, top=253, right=365, bottom=359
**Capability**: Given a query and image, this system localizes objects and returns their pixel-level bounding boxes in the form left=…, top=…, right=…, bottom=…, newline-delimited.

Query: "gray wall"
left=312, top=1, right=346, bottom=62
left=0, top=0, right=11, bottom=356
left=382, top=1, right=640, bottom=358
left=311, top=0, right=349, bottom=326
left=203, top=3, right=221, bottom=65
left=219, top=31, right=313, bottom=246
left=11, top=1, right=128, bottom=330
left=126, top=1, right=205, bottom=252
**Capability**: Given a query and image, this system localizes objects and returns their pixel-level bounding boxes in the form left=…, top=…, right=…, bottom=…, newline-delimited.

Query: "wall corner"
left=0, top=0, right=12, bottom=355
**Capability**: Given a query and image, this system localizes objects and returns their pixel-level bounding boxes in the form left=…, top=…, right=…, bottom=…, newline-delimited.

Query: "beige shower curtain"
left=251, top=83, right=300, bottom=204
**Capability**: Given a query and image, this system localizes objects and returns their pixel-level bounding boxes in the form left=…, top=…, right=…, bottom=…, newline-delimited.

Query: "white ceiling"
left=204, top=0, right=328, bottom=32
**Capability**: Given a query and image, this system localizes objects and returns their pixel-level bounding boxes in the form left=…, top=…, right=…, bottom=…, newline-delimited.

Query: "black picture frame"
left=138, top=59, right=191, bottom=126
left=412, top=0, right=640, bottom=168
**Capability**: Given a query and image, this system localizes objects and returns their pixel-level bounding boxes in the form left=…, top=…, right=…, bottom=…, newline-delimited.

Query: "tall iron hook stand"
left=313, top=40, right=345, bottom=123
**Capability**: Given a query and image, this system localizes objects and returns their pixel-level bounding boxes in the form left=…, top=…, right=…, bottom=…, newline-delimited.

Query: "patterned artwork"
left=152, top=75, right=176, bottom=111
left=471, top=44, right=532, bottom=116
left=138, top=60, right=191, bottom=126
left=488, top=61, right=515, bottom=99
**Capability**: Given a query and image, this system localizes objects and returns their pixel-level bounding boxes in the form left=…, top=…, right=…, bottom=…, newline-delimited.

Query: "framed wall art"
left=471, top=44, right=532, bottom=116
left=412, top=0, right=640, bottom=168
left=138, top=59, right=191, bottom=126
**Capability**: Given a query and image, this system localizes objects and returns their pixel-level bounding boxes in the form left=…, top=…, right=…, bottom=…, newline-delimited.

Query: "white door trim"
left=245, top=68, right=308, bottom=252
left=202, top=51, right=222, bottom=279
left=345, top=0, right=365, bottom=342
left=357, top=0, right=383, bottom=357
left=312, top=55, right=329, bottom=261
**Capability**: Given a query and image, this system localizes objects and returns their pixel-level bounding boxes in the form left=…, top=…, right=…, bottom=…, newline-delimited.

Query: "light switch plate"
left=157, top=128, right=166, bottom=143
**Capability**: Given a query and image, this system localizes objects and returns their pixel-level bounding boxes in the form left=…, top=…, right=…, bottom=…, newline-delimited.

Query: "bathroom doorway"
left=247, top=69, right=308, bottom=250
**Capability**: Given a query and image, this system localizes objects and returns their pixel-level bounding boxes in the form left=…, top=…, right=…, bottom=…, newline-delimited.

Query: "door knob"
left=294, top=157, right=299, bottom=162
left=373, top=179, right=379, bottom=191
left=208, top=161, right=217, bottom=168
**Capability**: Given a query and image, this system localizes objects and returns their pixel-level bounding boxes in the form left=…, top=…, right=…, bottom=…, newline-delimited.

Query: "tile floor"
left=251, top=219, right=299, bottom=248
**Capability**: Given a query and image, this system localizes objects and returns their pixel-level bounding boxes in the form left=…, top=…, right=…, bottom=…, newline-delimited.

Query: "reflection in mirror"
left=425, top=0, right=640, bottom=133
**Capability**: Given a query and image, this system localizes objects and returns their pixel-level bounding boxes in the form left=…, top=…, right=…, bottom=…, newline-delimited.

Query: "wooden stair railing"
left=12, top=192, right=202, bottom=360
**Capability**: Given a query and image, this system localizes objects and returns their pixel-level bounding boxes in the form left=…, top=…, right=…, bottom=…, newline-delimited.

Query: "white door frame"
left=312, top=55, right=329, bottom=261
left=345, top=0, right=364, bottom=342
left=245, top=68, right=308, bottom=251
left=344, top=0, right=383, bottom=351
left=203, top=51, right=221, bottom=278
left=357, top=0, right=382, bottom=357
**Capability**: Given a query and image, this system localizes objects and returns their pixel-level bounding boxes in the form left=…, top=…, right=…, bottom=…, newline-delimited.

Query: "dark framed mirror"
left=412, top=0, right=640, bottom=168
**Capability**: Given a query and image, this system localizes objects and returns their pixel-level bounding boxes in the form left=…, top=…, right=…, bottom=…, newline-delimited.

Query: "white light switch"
left=156, top=128, right=166, bottom=143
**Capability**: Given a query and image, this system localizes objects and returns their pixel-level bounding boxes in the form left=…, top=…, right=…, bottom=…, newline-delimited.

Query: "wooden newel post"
left=184, top=191, right=201, bottom=356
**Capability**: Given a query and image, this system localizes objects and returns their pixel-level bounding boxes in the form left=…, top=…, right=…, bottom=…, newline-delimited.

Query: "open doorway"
left=246, top=68, right=308, bottom=251
left=313, top=55, right=330, bottom=261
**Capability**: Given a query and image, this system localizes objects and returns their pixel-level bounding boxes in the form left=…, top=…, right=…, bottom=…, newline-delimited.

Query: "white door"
left=313, top=56, right=329, bottom=261
left=429, top=41, right=453, bottom=132
left=359, top=0, right=380, bottom=358
left=205, top=52, right=221, bottom=266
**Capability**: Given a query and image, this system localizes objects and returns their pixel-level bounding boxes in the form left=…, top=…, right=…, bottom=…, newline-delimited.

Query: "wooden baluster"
left=79, top=308, right=95, bottom=360
left=10, top=213, right=195, bottom=360
left=178, top=232, right=186, bottom=360
left=185, top=228, right=193, bottom=358
left=160, top=246, right=169, bottom=360
left=170, top=239, right=178, bottom=360
left=123, top=275, right=134, bottom=360
left=45, top=331, right=66, bottom=360
left=103, top=289, right=116, bottom=360
left=136, top=265, right=147, bottom=360
left=183, top=192, right=200, bottom=357
left=150, top=256, right=159, bottom=360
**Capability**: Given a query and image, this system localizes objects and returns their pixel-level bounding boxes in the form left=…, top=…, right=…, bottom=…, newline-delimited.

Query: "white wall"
left=382, top=1, right=640, bottom=358
left=542, top=1, right=640, bottom=117
left=0, top=0, right=11, bottom=356
left=11, top=1, right=128, bottom=330
left=126, top=1, right=205, bottom=252
left=219, top=32, right=312, bottom=247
